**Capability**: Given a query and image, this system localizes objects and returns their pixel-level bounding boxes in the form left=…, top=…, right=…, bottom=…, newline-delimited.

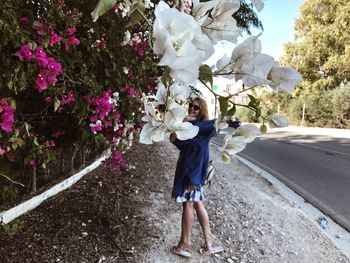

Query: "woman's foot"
left=205, top=233, right=217, bottom=250
left=200, top=234, right=224, bottom=255
left=171, top=244, right=192, bottom=258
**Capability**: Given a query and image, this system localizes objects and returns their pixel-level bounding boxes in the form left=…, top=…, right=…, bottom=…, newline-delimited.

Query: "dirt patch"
left=0, top=142, right=157, bottom=262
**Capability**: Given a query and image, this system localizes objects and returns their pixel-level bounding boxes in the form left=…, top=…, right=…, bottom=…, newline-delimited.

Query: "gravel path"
left=136, top=141, right=350, bottom=263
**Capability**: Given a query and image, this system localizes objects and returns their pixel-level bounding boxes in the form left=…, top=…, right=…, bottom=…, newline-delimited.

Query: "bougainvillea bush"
left=0, top=0, right=158, bottom=196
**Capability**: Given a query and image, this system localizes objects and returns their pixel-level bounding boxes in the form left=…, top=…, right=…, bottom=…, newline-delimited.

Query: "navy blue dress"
left=171, top=119, right=216, bottom=200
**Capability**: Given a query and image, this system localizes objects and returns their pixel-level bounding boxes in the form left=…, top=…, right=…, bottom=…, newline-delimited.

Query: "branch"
left=136, top=7, right=152, bottom=27
left=0, top=173, right=25, bottom=187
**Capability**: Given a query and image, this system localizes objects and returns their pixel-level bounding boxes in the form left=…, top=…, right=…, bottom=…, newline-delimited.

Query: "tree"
left=281, top=0, right=350, bottom=90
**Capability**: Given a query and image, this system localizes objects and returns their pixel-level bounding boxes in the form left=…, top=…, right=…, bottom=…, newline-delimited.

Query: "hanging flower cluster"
left=121, top=85, right=139, bottom=97
left=57, top=92, right=76, bottom=113
left=0, top=98, right=15, bottom=133
left=88, top=90, right=121, bottom=134
left=132, top=0, right=301, bottom=162
left=17, top=44, right=63, bottom=92
left=65, top=27, right=81, bottom=51
left=103, top=150, right=126, bottom=172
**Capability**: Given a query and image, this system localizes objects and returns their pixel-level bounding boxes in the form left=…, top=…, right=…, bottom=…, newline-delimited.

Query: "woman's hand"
left=184, top=114, right=196, bottom=122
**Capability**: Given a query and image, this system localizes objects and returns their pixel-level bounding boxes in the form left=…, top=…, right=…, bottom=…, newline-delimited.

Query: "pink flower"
left=90, top=116, right=98, bottom=122
left=45, top=96, right=52, bottom=103
left=35, top=73, right=48, bottom=92
left=35, top=46, right=46, bottom=58
left=48, top=33, right=63, bottom=46
left=0, top=105, right=14, bottom=133
left=29, top=159, right=36, bottom=166
left=0, top=148, right=5, bottom=156
left=65, top=36, right=80, bottom=51
left=45, top=72, right=57, bottom=84
left=19, top=16, right=30, bottom=25
left=47, top=140, right=56, bottom=147
left=47, top=61, right=62, bottom=75
left=66, top=27, right=76, bottom=35
left=17, top=44, right=33, bottom=61
left=37, top=56, right=48, bottom=68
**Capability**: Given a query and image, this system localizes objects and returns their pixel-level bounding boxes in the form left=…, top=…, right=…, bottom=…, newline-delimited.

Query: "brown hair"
left=191, top=97, right=209, bottom=120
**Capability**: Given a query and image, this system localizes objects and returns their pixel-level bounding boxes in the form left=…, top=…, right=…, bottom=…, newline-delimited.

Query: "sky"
left=252, top=0, right=305, bottom=59
left=207, top=0, right=305, bottom=64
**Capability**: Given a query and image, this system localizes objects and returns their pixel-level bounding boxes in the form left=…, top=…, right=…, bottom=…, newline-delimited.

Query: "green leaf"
left=199, top=64, right=213, bottom=86
left=255, top=108, right=261, bottom=119
left=160, top=68, right=171, bottom=86
left=126, top=1, right=146, bottom=28
left=218, top=97, right=228, bottom=118
left=248, top=94, right=256, bottom=104
left=266, top=109, right=274, bottom=116
left=54, top=98, right=60, bottom=112
left=91, top=0, right=117, bottom=22
left=260, top=124, right=267, bottom=134
left=227, top=105, right=236, bottom=117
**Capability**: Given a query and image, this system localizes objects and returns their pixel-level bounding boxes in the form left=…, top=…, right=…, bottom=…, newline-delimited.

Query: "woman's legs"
left=194, top=201, right=216, bottom=249
left=178, top=201, right=194, bottom=249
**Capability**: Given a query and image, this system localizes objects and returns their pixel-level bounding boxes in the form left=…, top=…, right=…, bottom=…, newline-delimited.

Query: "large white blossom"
left=199, top=0, right=241, bottom=44
left=235, top=124, right=261, bottom=143
left=215, top=34, right=302, bottom=91
left=268, top=64, right=303, bottom=93
left=218, top=135, right=247, bottom=155
left=153, top=1, right=214, bottom=83
left=140, top=86, right=199, bottom=144
left=269, top=114, right=289, bottom=128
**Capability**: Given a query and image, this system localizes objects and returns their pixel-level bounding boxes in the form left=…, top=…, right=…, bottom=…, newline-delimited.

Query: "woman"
left=170, top=97, right=223, bottom=258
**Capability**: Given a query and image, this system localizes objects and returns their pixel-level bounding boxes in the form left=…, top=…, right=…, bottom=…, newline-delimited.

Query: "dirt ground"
left=0, top=140, right=349, bottom=262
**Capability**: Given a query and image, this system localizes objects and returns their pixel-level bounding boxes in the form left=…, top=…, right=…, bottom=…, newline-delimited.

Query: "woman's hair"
left=191, top=97, right=209, bottom=120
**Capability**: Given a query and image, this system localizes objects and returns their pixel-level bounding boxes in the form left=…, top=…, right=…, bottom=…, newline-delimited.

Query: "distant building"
left=198, top=77, right=253, bottom=118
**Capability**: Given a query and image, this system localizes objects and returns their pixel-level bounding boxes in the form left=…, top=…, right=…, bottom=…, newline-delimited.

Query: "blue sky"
left=252, top=0, right=304, bottom=59
left=208, top=0, right=305, bottom=63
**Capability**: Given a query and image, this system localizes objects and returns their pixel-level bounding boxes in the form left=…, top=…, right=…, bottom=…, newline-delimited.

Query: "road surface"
left=238, top=129, right=350, bottom=232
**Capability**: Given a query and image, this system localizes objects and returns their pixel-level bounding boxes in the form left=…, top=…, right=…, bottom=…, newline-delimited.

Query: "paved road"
left=237, top=130, right=350, bottom=232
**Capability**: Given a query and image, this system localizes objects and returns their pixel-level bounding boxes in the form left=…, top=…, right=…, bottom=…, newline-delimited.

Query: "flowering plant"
left=91, top=0, right=302, bottom=162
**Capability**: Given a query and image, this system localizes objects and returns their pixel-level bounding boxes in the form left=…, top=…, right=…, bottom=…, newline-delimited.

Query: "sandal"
left=199, top=245, right=224, bottom=256
left=171, top=246, right=192, bottom=258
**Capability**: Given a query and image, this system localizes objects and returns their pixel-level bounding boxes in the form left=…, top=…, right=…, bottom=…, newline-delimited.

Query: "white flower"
left=153, top=1, right=214, bottom=83
left=165, top=100, right=187, bottom=123
left=235, top=53, right=275, bottom=87
left=200, top=0, right=240, bottom=44
left=250, top=0, right=264, bottom=12
left=165, top=116, right=199, bottom=140
left=140, top=100, right=200, bottom=144
left=235, top=124, right=261, bottom=143
left=217, top=121, right=229, bottom=129
left=192, top=0, right=218, bottom=18
left=269, top=114, right=288, bottom=128
left=219, top=135, right=247, bottom=155
left=144, top=0, right=154, bottom=9
left=155, top=82, right=168, bottom=105
left=216, top=34, right=262, bottom=78
left=169, top=82, right=191, bottom=101
left=269, top=65, right=303, bottom=93
left=123, top=67, right=129, bottom=74
left=122, top=30, right=131, bottom=46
